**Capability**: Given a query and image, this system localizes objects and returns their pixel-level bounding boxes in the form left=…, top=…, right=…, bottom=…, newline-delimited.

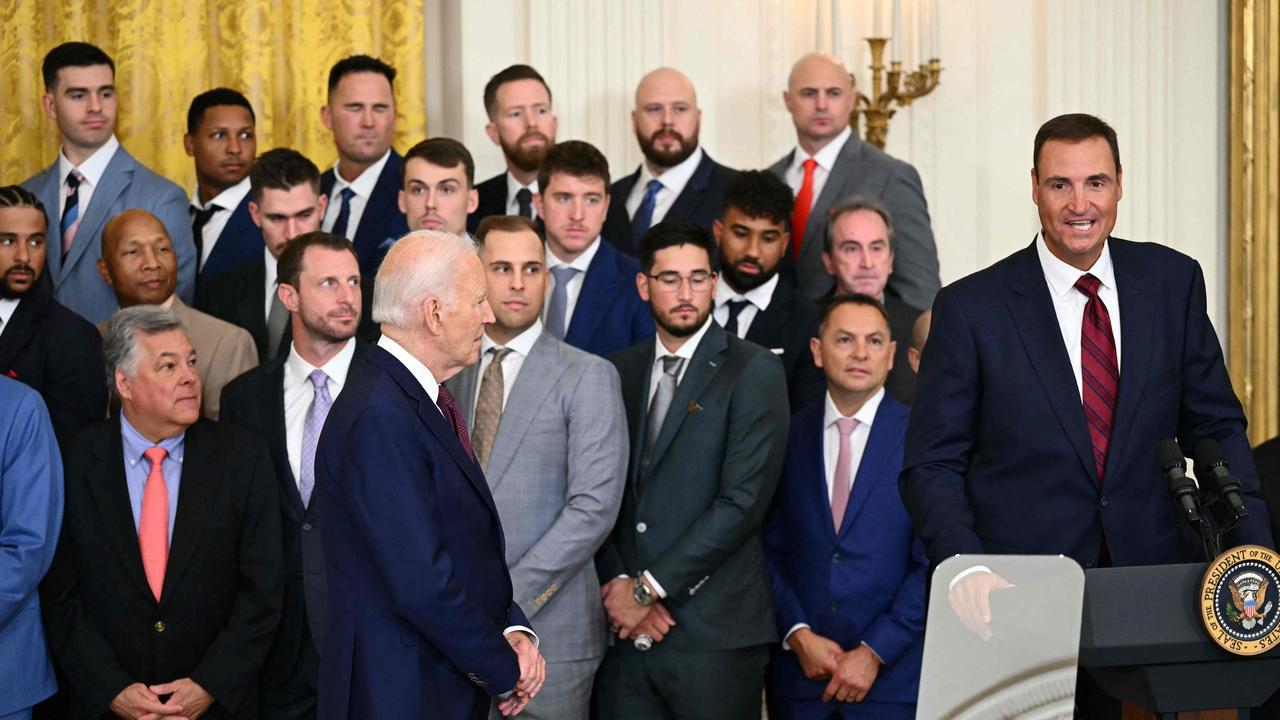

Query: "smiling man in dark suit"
left=468, top=65, right=557, bottom=232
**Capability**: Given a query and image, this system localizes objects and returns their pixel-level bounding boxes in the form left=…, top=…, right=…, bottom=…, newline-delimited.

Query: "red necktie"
left=436, top=385, right=476, bottom=461
left=1075, top=274, right=1118, bottom=483
left=139, top=447, right=169, bottom=601
left=791, top=158, right=818, bottom=260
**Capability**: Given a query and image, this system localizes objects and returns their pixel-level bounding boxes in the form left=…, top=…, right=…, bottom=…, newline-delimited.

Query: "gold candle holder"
left=853, top=37, right=943, bottom=149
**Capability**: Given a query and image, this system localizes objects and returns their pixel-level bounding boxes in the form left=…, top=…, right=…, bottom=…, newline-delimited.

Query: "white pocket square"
left=770, top=348, right=785, bottom=355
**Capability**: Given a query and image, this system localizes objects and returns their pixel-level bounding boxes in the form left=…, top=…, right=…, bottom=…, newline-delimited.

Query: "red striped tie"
left=1075, top=274, right=1119, bottom=483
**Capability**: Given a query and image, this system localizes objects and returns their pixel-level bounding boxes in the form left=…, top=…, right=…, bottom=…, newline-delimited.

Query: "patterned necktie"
left=630, top=179, right=664, bottom=250
left=641, top=355, right=686, bottom=473
left=61, top=169, right=85, bottom=258
left=515, top=187, right=534, bottom=219
left=299, top=369, right=334, bottom=508
left=437, top=384, right=475, bottom=461
left=723, top=299, right=752, bottom=337
left=1075, top=273, right=1119, bottom=483
left=190, top=203, right=221, bottom=269
left=472, top=347, right=514, bottom=470
left=830, top=417, right=859, bottom=531
left=330, top=187, right=357, bottom=239
left=791, top=158, right=818, bottom=261
left=139, top=447, right=170, bottom=601
left=546, top=265, right=580, bottom=340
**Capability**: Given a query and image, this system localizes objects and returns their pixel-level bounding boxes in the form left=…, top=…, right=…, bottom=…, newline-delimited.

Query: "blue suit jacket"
left=315, top=346, right=528, bottom=720
left=602, top=151, right=737, bottom=256
left=901, top=238, right=1274, bottom=572
left=563, top=240, right=654, bottom=358
left=200, top=193, right=263, bottom=282
left=320, top=151, right=409, bottom=277
left=22, top=145, right=196, bottom=324
left=0, top=376, right=63, bottom=714
left=765, top=395, right=926, bottom=705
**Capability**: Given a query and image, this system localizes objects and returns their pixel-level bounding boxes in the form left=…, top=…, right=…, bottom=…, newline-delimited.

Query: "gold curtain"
left=1229, top=0, right=1280, bottom=446
left=0, top=0, right=425, bottom=191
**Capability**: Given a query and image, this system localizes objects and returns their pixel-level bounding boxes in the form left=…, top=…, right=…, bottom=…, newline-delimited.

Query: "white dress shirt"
left=623, top=146, right=705, bottom=225
left=322, top=149, right=392, bottom=241
left=473, top=321, right=542, bottom=412
left=283, top=338, right=356, bottom=489
left=543, top=236, right=602, bottom=331
left=190, top=176, right=252, bottom=268
left=262, top=247, right=279, bottom=322
left=784, top=125, right=852, bottom=212
left=57, top=134, right=121, bottom=221
left=0, top=298, right=19, bottom=330
left=505, top=173, right=539, bottom=219
left=712, top=274, right=779, bottom=339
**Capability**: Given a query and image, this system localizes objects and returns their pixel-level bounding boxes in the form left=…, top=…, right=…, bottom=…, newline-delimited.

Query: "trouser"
left=489, top=656, right=600, bottom=720
left=594, top=641, right=769, bottom=720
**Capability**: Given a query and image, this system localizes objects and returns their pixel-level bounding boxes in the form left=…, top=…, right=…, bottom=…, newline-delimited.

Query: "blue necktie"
left=723, top=299, right=752, bottom=337
left=630, top=179, right=663, bottom=250
left=546, top=265, right=580, bottom=340
left=330, top=187, right=357, bottom=239
left=60, top=169, right=84, bottom=258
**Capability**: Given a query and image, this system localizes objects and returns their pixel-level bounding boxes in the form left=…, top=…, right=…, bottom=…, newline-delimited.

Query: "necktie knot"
left=660, top=355, right=685, bottom=378
left=308, top=369, right=331, bottom=397
left=726, top=298, right=751, bottom=317
left=340, top=187, right=356, bottom=202
left=836, top=416, right=858, bottom=438
left=143, top=446, right=168, bottom=468
left=802, top=158, right=817, bottom=175
left=515, top=187, right=534, bottom=218
left=488, top=346, right=514, bottom=364
left=1074, top=273, right=1103, bottom=299
left=645, top=179, right=663, bottom=197
left=550, top=265, right=579, bottom=285
left=66, top=169, right=84, bottom=190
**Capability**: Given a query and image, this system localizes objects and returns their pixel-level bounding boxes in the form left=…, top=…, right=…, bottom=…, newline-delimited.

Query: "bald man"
left=98, top=209, right=257, bottom=419
left=770, top=53, right=940, bottom=310
left=604, top=67, right=737, bottom=256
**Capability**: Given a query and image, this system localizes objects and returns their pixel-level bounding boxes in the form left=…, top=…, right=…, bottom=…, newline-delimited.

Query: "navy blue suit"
left=766, top=396, right=926, bottom=718
left=200, top=194, right=263, bottom=283
left=562, top=241, right=653, bottom=358
left=603, top=151, right=736, bottom=256
left=315, top=345, right=529, bottom=720
left=901, top=238, right=1274, bottom=572
left=320, top=152, right=409, bottom=277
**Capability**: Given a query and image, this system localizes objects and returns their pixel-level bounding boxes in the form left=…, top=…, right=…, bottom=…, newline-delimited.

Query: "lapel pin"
left=688, top=401, right=703, bottom=414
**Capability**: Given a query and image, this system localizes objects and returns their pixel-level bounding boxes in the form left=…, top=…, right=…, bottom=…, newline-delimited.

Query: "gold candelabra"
left=852, top=37, right=943, bottom=149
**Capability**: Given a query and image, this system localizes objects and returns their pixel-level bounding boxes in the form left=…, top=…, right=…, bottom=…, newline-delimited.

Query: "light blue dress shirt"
left=120, top=412, right=185, bottom=544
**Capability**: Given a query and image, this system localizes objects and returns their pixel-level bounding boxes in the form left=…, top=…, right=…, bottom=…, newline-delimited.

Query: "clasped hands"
left=497, top=631, right=546, bottom=717
left=602, top=576, right=677, bottom=643
left=110, top=678, right=212, bottom=720
left=789, top=628, right=882, bottom=704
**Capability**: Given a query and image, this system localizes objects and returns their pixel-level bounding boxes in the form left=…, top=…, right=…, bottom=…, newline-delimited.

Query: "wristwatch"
left=632, top=576, right=653, bottom=606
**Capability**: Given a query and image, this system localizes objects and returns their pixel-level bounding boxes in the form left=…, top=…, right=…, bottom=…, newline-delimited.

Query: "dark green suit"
left=597, top=320, right=790, bottom=719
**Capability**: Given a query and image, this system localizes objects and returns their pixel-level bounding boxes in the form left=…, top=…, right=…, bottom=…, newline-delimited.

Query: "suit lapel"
left=744, top=279, right=791, bottom=348
left=838, top=399, right=898, bottom=537
left=239, top=262, right=269, bottom=354
left=1102, top=239, right=1154, bottom=483
left=485, top=333, right=566, bottom=490
left=0, top=293, right=49, bottom=371
left=566, top=242, right=619, bottom=343
left=64, top=149, right=134, bottom=276
left=666, top=153, right=713, bottom=219
left=161, top=421, right=223, bottom=605
left=266, top=361, right=304, bottom=520
left=798, top=405, right=838, bottom=542
left=87, top=422, right=154, bottom=600
left=450, top=363, right=480, bottom=428
left=619, top=343, right=655, bottom=485
left=28, top=165, right=66, bottom=283
left=648, top=323, right=729, bottom=469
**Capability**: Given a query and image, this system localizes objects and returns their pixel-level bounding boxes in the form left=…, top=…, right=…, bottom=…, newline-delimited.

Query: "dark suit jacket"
left=316, top=345, right=529, bottom=720
left=884, top=295, right=923, bottom=406
left=598, top=321, right=790, bottom=652
left=900, top=238, right=1274, bottom=572
left=563, top=241, right=654, bottom=358
left=320, top=152, right=409, bottom=276
left=40, top=418, right=283, bottom=719
left=466, top=172, right=510, bottom=235
left=737, top=277, right=825, bottom=411
left=0, top=291, right=106, bottom=449
left=603, top=151, right=737, bottom=256
left=765, top=395, right=927, bottom=705
left=201, top=194, right=264, bottom=283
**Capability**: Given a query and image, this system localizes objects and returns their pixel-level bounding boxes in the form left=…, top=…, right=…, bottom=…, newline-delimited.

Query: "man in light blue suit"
left=0, top=375, right=64, bottom=719
left=21, top=42, right=196, bottom=325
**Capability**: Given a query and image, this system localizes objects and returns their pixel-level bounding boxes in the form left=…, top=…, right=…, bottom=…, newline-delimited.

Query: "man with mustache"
left=469, top=65, right=558, bottom=233
left=399, top=137, right=479, bottom=237
left=185, top=88, right=263, bottom=284
left=604, top=67, right=737, bottom=256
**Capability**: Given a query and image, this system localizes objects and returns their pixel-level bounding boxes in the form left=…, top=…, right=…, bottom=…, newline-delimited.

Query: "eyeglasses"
left=646, top=270, right=715, bottom=293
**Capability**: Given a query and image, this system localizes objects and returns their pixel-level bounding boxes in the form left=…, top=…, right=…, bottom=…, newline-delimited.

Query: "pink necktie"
left=830, top=417, right=859, bottom=531
left=139, top=447, right=169, bottom=601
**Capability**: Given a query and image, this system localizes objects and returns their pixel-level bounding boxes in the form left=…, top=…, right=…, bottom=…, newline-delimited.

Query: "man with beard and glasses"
left=595, top=219, right=789, bottom=720
left=712, top=170, right=824, bottom=410
left=0, top=185, right=106, bottom=449
left=604, top=68, right=737, bottom=256
left=220, top=231, right=367, bottom=720
left=469, top=65, right=558, bottom=233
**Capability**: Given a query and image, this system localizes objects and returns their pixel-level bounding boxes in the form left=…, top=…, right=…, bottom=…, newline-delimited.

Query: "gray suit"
left=446, top=329, right=628, bottom=720
left=22, top=145, right=197, bottom=324
left=770, top=133, right=940, bottom=310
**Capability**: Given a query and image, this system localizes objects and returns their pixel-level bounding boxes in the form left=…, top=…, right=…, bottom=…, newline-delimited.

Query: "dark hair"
left=403, top=137, right=475, bottom=188
left=1033, top=113, right=1121, bottom=174
left=250, top=148, right=321, bottom=202
left=639, top=219, right=715, bottom=273
left=187, top=88, right=255, bottom=135
left=0, top=185, right=48, bottom=229
left=327, top=55, right=396, bottom=97
left=721, top=170, right=793, bottom=229
left=483, top=64, right=552, bottom=119
left=537, top=140, right=610, bottom=194
left=276, top=231, right=357, bottom=288
left=475, top=215, right=543, bottom=247
left=818, top=292, right=889, bottom=335
left=823, top=196, right=894, bottom=254
left=42, top=42, right=114, bottom=91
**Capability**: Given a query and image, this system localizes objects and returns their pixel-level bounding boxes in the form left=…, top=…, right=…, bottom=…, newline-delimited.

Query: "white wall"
left=426, top=0, right=1228, bottom=328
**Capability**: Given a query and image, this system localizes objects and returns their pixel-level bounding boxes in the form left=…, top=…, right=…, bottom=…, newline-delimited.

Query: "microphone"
left=1194, top=438, right=1250, bottom=529
left=1158, top=439, right=1203, bottom=528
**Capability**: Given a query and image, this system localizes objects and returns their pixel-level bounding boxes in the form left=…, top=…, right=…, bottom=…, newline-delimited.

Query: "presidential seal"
left=1200, top=545, right=1280, bottom=655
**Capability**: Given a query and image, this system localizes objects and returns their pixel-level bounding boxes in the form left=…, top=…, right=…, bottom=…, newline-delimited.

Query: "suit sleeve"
left=649, top=352, right=790, bottom=605
left=44, top=320, right=107, bottom=449
left=507, top=361, right=628, bottom=619
left=629, top=289, right=656, bottom=347
left=861, top=537, right=928, bottom=666
left=153, top=182, right=198, bottom=304
left=0, top=390, right=63, bottom=627
left=763, top=479, right=807, bottom=639
left=882, top=162, right=940, bottom=311
left=190, top=439, right=283, bottom=711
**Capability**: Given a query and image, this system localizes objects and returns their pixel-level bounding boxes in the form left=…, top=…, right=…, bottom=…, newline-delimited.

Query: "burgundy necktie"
left=436, top=385, right=475, bottom=461
left=1075, top=274, right=1119, bottom=483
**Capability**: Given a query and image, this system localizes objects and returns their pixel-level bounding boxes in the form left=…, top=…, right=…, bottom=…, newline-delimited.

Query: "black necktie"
left=723, top=299, right=752, bottom=337
left=190, top=204, right=221, bottom=269
left=515, top=188, right=533, bottom=219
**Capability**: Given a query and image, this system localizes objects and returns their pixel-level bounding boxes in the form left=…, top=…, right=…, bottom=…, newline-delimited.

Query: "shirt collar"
left=332, top=148, right=392, bottom=199
left=59, top=134, right=120, bottom=187
left=792, top=125, right=852, bottom=174
left=505, top=172, right=538, bottom=207
left=654, top=315, right=714, bottom=365
left=715, top=273, right=779, bottom=313
left=191, top=175, right=251, bottom=212
left=546, top=236, right=601, bottom=272
left=0, top=298, right=19, bottom=327
left=120, top=407, right=186, bottom=466
left=823, top=386, right=885, bottom=431
left=286, top=337, right=358, bottom=390
left=638, top=146, right=704, bottom=194
left=1034, top=230, right=1116, bottom=301
left=482, top=319, right=542, bottom=357
left=377, top=334, right=440, bottom=403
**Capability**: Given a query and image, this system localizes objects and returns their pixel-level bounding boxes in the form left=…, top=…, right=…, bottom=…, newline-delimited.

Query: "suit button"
left=154, top=621, right=166, bottom=633
left=636, top=522, right=647, bottom=533
left=829, top=602, right=839, bottom=612
left=302, top=523, right=312, bottom=531
left=1099, top=497, right=1108, bottom=507
left=832, top=552, right=841, bottom=563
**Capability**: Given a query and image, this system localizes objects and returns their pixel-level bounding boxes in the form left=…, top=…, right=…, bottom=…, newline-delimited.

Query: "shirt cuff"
left=782, top=623, right=811, bottom=651
left=860, top=641, right=884, bottom=665
left=503, top=625, right=539, bottom=648
left=948, top=564, right=993, bottom=592
left=642, top=570, right=668, bottom=599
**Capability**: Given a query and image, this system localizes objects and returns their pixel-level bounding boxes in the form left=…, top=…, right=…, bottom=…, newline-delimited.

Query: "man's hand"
left=630, top=602, right=677, bottom=642
left=788, top=627, right=842, bottom=680
left=822, top=644, right=881, bottom=703
left=110, top=683, right=181, bottom=719
left=497, top=632, right=545, bottom=717
left=148, top=678, right=213, bottom=720
left=601, top=577, right=651, bottom=637
left=948, top=570, right=1014, bottom=642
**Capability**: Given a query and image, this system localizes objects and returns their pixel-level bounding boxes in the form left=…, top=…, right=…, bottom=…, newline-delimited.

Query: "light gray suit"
left=446, top=329, right=628, bottom=720
left=770, top=132, right=940, bottom=310
left=22, top=145, right=197, bottom=324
